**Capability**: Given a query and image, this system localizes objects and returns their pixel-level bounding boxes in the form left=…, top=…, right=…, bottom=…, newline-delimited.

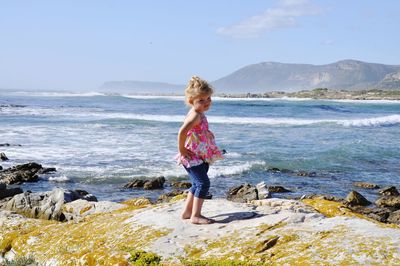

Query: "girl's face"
left=191, top=93, right=212, bottom=112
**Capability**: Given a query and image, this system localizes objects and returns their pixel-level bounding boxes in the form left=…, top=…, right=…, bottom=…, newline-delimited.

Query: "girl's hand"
left=180, top=147, right=195, bottom=158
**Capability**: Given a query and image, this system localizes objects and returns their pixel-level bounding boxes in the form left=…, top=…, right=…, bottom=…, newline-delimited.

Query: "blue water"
left=1, top=91, right=399, bottom=202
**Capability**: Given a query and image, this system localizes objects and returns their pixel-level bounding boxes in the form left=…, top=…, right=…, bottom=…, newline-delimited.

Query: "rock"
left=0, top=183, right=5, bottom=190
left=375, top=196, right=400, bottom=209
left=0, top=162, right=43, bottom=185
left=124, top=177, right=166, bottom=190
left=353, top=182, right=380, bottom=189
left=345, top=191, right=371, bottom=206
left=3, top=188, right=98, bottom=221
left=38, top=167, right=57, bottom=174
left=124, top=179, right=146, bottom=188
left=157, top=190, right=187, bottom=203
left=0, top=152, right=8, bottom=161
left=227, top=183, right=258, bottom=203
left=62, top=199, right=125, bottom=222
left=268, top=186, right=291, bottom=193
left=296, top=171, right=316, bottom=177
left=144, top=177, right=166, bottom=190
left=0, top=165, right=2, bottom=170
left=0, top=187, right=23, bottom=200
left=170, top=181, right=191, bottom=189
left=256, top=181, right=271, bottom=199
left=379, top=186, right=399, bottom=196
left=0, top=143, right=11, bottom=146
left=347, top=205, right=391, bottom=223
left=255, top=236, right=280, bottom=253
left=387, top=210, right=400, bottom=225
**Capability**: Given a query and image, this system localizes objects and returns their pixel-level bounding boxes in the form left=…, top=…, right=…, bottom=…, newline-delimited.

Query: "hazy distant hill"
left=100, top=60, right=400, bottom=94
left=99, top=80, right=184, bottom=94
left=212, top=60, right=400, bottom=93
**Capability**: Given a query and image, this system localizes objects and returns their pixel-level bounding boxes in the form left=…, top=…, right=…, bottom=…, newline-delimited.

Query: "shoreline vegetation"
left=217, top=88, right=400, bottom=100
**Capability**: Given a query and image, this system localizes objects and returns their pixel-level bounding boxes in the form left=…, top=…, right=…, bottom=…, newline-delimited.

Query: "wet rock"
left=0, top=186, right=23, bottom=200
left=143, top=177, right=166, bottom=190
left=170, top=181, right=191, bottom=189
left=3, top=188, right=97, bottom=221
left=375, top=196, right=400, bottom=209
left=38, top=167, right=57, bottom=174
left=0, top=162, right=43, bottom=185
left=124, top=177, right=166, bottom=190
left=227, top=183, right=258, bottom=203
left=267, top=167, right=294, bottom=174
left=124, top=179, right=146, bottom=188
left=379, top=186, right=399, bottom=196
left=0, top=143, right=11, bottom=146
left=353, top=182, right=380, bottom=189
left=0, top=183, right=5, bottom=190
left=296, top=171, right=316, bottom=177
left=268, top=186, right=291, bottom=193
left=345, top=191, right=371, bottom=206
left=0, top=165, right=2, bottom=170
left=0, top=152, right=8, bottom=161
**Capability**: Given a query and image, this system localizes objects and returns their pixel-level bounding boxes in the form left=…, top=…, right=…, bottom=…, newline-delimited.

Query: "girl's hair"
left=184, top=76, right=214, bottom=105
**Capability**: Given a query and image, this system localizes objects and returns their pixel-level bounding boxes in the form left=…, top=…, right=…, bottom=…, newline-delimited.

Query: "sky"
left=1, top=0, right=399, bottom=91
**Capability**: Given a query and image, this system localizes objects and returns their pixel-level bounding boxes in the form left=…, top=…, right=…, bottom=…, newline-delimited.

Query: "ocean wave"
left=6, top=91, right=106, bottom=97
left=337, top=114, right=400, bottom=127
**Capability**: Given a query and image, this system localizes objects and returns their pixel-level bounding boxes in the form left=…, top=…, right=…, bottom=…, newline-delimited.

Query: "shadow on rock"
left=211, top=211, right=263, bottom=224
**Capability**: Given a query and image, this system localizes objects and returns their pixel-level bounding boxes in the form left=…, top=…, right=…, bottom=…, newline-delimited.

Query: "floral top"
left=177, top=113, right=224, bottom=168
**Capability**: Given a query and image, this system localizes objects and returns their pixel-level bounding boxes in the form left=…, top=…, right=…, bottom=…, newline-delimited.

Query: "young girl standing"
left=177, top=76, right=224, bottom=224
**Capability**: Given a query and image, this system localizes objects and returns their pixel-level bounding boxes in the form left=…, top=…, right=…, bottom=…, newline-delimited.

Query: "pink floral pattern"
left=177, top=114, right=224, bottom=168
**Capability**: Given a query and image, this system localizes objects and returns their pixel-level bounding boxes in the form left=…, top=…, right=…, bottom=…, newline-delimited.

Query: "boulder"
left=353, top=182, right=380, bottom=189
left=144, top=177, right=166, bottom=190
left=124, top=177, right=166, bottom=190
left=345, top=191, right=371, bottom=206
left=157, top=190, right=187, bottom=203
left=379, top=186, right=399, bottom=196
left=0, top=162, right=43, bottom=184
left=3, top=188, right=97, bottom=221
left=170, top=181, right=191, bottom=189
left=375, top=196, right=400, bottom=209
left=0, top=152, right=8, bottom=161
left=268, top=186, right=291, bottom=193
left=227, top=183, right=258, bottom=203
left=387, top=210, right=400, bottom=225
left=0, top=186, right=23, bottom=200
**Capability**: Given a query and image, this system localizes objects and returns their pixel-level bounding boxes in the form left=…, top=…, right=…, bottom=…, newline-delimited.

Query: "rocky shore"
left=1, top=158, right=400, bottom=265
left=218, top=88, right=400, bottom=100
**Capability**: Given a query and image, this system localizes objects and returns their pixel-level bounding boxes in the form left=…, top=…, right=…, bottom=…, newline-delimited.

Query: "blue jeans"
left=184, top=163, right=210, bottom=199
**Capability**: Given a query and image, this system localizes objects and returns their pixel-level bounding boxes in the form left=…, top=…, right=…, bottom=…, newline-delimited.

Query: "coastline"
left=217, top=88, right=400, bottom=101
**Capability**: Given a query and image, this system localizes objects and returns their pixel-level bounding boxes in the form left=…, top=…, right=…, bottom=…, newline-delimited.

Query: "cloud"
left=217, top=0, right=323, bottom=38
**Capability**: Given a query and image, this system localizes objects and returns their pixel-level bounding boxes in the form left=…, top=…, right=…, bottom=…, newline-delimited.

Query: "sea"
left=1, top=90, right=399, bottom=203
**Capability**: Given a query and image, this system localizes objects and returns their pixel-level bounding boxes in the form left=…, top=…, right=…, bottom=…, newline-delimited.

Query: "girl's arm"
left=178, top=111, right=200, bottom=158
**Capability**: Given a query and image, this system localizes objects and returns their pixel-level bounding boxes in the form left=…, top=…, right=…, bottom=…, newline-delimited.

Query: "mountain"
left=100, top=60, right=400, bottom=94
left=212, top=60, right=400, bottom=92
left=99, top=80, right=185, bottom=94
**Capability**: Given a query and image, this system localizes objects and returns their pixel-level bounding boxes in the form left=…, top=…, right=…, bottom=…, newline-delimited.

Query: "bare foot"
left=181, top=211, right=191, bottom=220
left=190, top=216, right=214, bottom=225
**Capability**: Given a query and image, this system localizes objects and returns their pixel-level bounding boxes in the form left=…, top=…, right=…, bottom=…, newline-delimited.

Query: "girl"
left=177, top=76, right=224, bottom=225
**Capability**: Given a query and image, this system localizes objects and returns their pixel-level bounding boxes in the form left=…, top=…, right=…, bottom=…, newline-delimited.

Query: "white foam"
left=208, top=161, right=265, bottom=178
left=338, top=114, right=400, bottom=127
left=48, top=175, right=70, bottom=182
